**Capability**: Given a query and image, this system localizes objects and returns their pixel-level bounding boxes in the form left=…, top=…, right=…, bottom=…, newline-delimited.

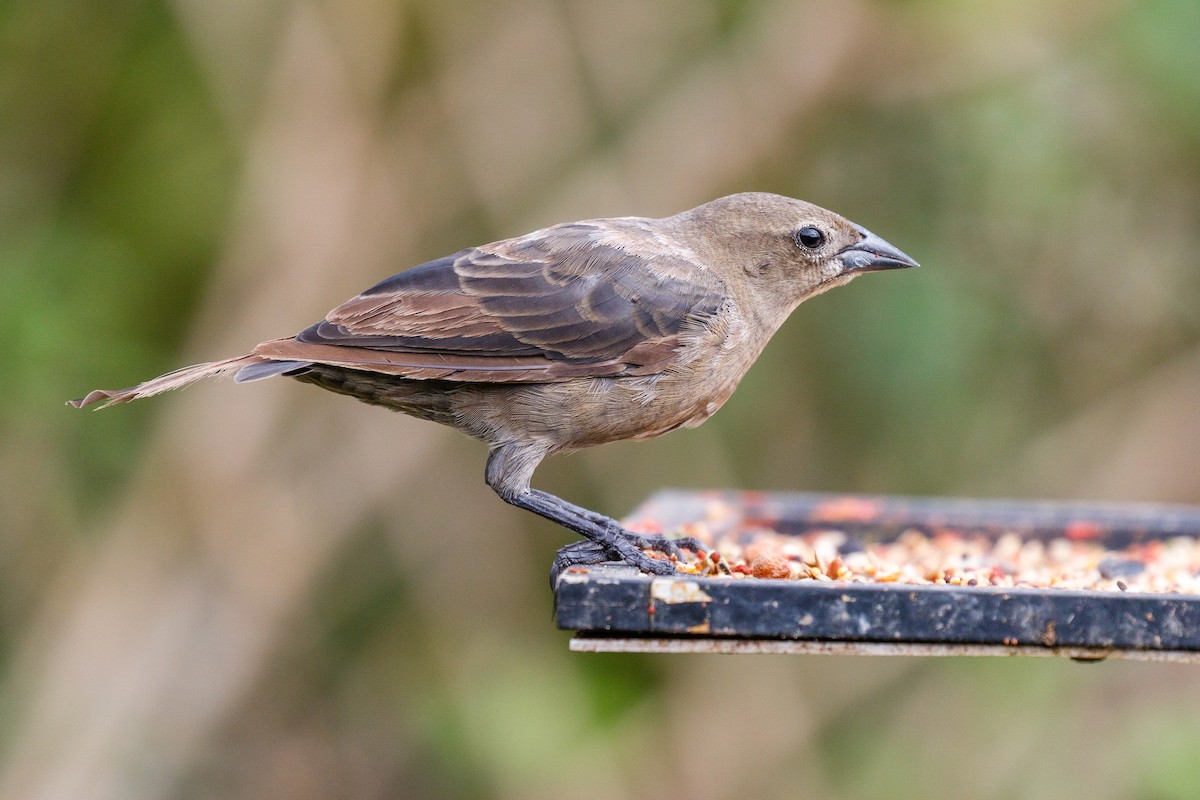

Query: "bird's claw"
left=621, top=532, right=707, bottom=561
left=550, top=529, right=704, bottom=586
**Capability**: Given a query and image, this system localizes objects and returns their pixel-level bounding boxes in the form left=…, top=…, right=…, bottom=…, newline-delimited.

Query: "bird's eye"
left=795, top=227, right=825, bottom=249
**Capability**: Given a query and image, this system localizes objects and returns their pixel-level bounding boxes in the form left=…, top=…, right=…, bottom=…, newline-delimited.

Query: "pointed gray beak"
left=838, top=226, right=920, bottom=272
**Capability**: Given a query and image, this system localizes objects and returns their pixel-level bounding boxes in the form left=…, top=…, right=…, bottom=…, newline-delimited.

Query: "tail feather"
left=234, top=359, right=310, bottom=383
left=69, top=354, right=271, bottom=409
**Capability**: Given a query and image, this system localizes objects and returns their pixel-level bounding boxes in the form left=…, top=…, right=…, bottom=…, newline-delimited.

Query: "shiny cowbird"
left=71, top=193, right=918, bottom=576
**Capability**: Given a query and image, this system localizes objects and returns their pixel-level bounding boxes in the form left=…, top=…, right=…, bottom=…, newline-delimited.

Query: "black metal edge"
left=554, top=569, right=1200, bottom=651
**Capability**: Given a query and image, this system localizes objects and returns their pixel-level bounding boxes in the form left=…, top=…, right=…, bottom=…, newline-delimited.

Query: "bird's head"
left=676, top=192, right=919, bottom=312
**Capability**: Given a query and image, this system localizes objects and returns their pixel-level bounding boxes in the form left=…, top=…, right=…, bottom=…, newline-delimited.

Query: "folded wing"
left=255, top=219, right=726, bottom=383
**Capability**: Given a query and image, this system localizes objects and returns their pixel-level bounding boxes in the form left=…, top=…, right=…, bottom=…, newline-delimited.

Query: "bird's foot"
left=550, top=528, right=717, bottom=585
left=621, top=531, right=708, bottom=562
left=500, top=485, right=696, bottom=583
left=602, top=533, right=680, bottom=575
left=550, top=535, right=679, bottom=586
left=526, top=490, right=705, bottom=562
left=550, top=540, right=619, bottom=585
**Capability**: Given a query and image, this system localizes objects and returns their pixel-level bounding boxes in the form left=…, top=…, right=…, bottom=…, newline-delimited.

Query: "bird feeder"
left=555, top=491, right=1200, bottom=661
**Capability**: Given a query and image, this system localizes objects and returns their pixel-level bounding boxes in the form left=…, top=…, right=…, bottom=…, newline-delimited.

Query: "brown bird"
left=71, top=193, right=918, bottom=577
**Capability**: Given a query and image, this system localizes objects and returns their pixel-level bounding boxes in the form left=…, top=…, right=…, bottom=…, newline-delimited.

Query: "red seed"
left=751, top=552, right=791, bottom=580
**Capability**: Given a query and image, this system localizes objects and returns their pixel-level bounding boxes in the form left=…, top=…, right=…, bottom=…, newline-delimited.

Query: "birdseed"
left=651, top=519, right=1200, bottom=594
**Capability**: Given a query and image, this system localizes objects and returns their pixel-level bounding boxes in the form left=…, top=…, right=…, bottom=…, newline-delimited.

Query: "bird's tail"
left=69, top=354, right=282, bottom=409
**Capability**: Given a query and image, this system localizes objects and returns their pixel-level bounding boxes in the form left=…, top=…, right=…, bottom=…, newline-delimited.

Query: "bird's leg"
left=529, top=490, right=707, bottom=560
left=529, top=492, right=620, bottom=528
left=506, top=489, right=676, bottom=576
left=486, top=445, right=679, bottom=577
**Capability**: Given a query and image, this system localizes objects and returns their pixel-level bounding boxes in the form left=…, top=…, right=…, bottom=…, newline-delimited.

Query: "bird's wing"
left=253, top=219, right=727, bottom=382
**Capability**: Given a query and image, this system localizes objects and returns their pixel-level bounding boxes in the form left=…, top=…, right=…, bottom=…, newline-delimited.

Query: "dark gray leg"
left=503, top=489, right=676, bottom=576
left=529, top=490, right=707, bottom=560
left=485, top=444, right=689, bottom=581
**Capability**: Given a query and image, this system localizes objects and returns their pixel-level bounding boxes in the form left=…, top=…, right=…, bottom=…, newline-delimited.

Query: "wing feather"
left=274, top=218, right=725, bottom=382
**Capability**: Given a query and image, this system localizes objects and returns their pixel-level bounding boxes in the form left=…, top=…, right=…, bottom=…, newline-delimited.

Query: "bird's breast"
left=568, top=303, right=767, bottom=445
left=447, top=302, right=774, bottom=452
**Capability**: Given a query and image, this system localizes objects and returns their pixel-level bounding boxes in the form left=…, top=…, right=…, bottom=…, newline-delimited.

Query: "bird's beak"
left=838, top=227, right=920, bottom=272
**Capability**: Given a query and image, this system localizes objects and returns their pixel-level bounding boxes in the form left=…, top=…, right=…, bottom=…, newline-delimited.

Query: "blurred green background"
left=4, top=0, right=1200, bottom=797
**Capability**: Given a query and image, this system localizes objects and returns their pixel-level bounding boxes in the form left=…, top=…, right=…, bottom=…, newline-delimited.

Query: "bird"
left=71, top=192, right=918, bottom=579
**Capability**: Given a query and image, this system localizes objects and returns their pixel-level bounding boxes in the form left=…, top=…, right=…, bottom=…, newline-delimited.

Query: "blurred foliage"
left=2, top=1, right=1200, bottom=798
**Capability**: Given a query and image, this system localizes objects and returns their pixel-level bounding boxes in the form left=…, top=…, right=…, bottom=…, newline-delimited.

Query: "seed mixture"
left=627, top=501, right=1200, bottom=595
